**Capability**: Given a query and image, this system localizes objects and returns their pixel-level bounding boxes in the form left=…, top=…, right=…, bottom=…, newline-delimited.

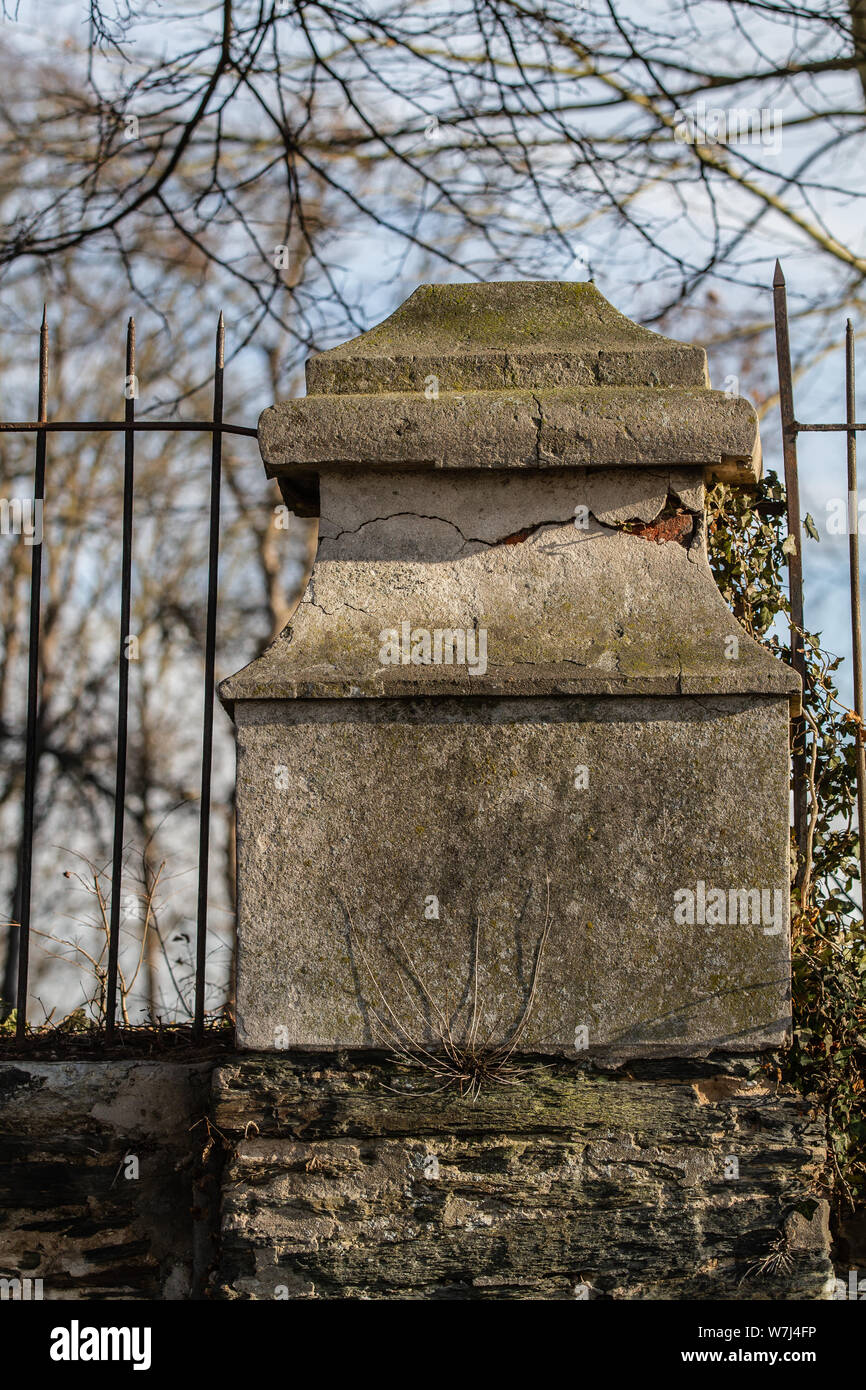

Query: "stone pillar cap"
left=305, top=280, right=708, bottom=394
left=260, top=282, right=761, bottom=517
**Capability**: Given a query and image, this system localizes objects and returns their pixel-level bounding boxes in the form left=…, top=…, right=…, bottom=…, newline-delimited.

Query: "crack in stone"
left=307, top=575, right=370, bottom=618
left=307, top=596, right=371, bottom=617
left=530, top=392, right=543, bottom=468
left=323, top=511, right=463, bottom=542
left=318, top=492, right=704, bottom=555
left=322, top=508, right=580, bottom=551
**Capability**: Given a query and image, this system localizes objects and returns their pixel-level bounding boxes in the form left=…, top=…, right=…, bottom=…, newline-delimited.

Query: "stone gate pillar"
left=213, top=282, right=832, bottom=1302
left=221, top=280, right=798, bottom=1059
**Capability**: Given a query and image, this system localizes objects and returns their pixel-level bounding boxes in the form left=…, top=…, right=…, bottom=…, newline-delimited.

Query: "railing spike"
left=194, top=309, right=226, bottom=1039
left=14, top=307, right=50, bottom=1034
left=772, top=260, right=807, bottom=879
left=106, top=314, right=137, bottom=1035
left=845, top=317, right=866, bottom=910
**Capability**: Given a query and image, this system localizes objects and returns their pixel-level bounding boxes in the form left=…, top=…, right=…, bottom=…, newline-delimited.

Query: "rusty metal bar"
left=846, top=321, right=866, bottom=909
left=194, top=313, right=225, bottom=1040
left=773, top=260, right=808, bottom=876
left=796, top=422, right=866, bottom=433
left=14, top=308, right=49, bottom=1037
left=105, top=319, right=136, bottom=1035
left=0, top=420, right=256, bottom=436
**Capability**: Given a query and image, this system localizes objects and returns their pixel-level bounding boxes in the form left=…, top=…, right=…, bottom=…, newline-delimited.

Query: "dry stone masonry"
left=211, top=1053, right=832, bottom=1302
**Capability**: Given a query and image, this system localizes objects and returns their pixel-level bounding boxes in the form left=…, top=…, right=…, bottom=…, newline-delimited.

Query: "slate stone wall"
left=0, top=1053, right=834, bottom=1301
left=0, top=1060, right=215, bottom=1300
left=210, top=1053, right=834, bottom=1301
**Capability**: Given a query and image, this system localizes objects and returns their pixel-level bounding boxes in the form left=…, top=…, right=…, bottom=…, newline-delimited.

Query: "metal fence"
left=4, top=269, right=863, bottom=1044
left=2, top=311, right=255, bottom=1040
left=773, top=262, right=866, bottom=894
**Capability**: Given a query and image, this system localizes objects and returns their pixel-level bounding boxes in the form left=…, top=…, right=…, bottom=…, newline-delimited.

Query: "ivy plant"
left=708, top=472, right=866, bottom=1211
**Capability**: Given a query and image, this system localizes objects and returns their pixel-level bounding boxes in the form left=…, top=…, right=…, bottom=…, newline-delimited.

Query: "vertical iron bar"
left=773, top=261, right=808, bottom=878
left=194, top=313, right=224, bottom=1039
left=846, top=321, right=866, bottom=909
left=106, top=319, right=136, bottom=1034
left=14, top=308, right=49, bottom=1037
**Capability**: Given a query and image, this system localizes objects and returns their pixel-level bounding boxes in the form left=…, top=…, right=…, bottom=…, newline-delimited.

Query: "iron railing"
left=4, top=270, right=862, bottom=1044
left=773, top=261, right=866, bottom=895
left=2, top=310, right=256, bottom=1040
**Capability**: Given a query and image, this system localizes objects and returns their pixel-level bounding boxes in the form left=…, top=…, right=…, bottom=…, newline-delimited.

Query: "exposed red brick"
left=628, top=512, right=693, bottom=545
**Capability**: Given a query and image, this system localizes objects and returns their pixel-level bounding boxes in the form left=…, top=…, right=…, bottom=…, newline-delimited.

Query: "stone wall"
left=211, top=1053, right=833, bottom=1301
left=0, top=1053, right=834, bottom=1300
left=0, top=1060, right=214, bottom=1300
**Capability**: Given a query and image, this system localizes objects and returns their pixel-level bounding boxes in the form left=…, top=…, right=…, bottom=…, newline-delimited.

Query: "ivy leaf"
left=804, top=513, right=820, bottom=542
left=782, top=533, right=797, bottom=556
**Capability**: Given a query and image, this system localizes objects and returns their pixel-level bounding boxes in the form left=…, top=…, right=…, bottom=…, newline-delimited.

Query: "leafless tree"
left=1, top=1, right=862, bottom=353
